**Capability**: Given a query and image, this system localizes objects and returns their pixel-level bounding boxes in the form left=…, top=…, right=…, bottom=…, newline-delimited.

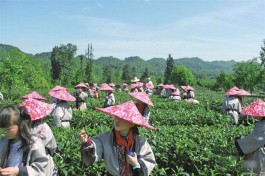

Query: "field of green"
left=0, top=89, right=261, bottom=175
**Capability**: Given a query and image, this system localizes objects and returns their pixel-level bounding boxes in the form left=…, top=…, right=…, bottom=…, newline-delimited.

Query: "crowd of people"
left=0, top=77, right=264, bottom=175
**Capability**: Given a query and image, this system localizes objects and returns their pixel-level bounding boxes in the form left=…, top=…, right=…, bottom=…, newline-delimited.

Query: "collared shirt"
left=7, top=140, right=23, bottom=167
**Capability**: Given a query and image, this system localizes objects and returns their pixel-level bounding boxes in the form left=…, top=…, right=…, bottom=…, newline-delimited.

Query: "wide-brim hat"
left=96, top=101, right=156, bottom=130
left=158, top=84, right=164, bottom=87
left=49, top=85, right=67, bottom=95
left=75, top=83, right=89, bottom=89
left=241, top=99, right=265, bottom=118
left=171, top=92, right=181, bottom=96
left=164, top=84, right=176, bottom=90
left=129, top=92, right=154, bottom=106
left=130, top=84, right=137, bottom=90
left=181, top=85, right=194, bottom=92
left=20, top=98, right=53, bottom=121
left=22, top=91, right=46, bottom=100
left=123, top=83, right=128, bottom=86
left=131, top=77, right=140, bottom=82
left=100, top=83, right=113, bottom=91
left=225, top=86, right=251, bottom=97
left=49, top=89, right=76, bottom=102
left=109, top=83, right=115, bottom=87
left=136, top=82, right=143, bottom=87
left=146, top=83, right=154, bottom=89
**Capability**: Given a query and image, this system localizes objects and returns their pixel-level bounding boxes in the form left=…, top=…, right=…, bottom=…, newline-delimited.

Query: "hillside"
left=0, top=44, right=237, bottom=79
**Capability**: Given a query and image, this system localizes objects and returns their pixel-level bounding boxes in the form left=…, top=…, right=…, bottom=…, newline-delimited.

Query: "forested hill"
left=0, top=44, right=237, bottom=79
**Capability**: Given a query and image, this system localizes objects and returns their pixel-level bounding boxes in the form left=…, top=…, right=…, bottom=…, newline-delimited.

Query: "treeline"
left=0, top=41, right=265, bottom=100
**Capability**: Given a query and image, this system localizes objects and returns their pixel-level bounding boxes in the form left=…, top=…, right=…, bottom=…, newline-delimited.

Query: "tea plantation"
left=0, top=89, right=258, bottom=175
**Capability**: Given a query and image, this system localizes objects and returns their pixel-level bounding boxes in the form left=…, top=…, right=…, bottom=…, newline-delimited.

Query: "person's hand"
left=126, top=152, right=139, bottom=166
left=0, top=167, right=19, bottom=176
left=79, top=130, right=88, bottom=143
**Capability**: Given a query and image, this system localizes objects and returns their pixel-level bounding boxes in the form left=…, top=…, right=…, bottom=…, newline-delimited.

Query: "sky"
left=0, top=0, right=264, bottom=61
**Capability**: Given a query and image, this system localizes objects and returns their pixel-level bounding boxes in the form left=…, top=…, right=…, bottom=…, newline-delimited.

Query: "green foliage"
left=233, top=60, right=263, bottom=93
left=0, top=48, right=50, bottom=100
left=50, top=43, right=77, bottom=85
left=164, top=54, right=174, bottom=84
left=171, top=65, right=196, bottom=86
left=140, top=67, right=150, bottom=82
left=121, top=64, right=131, bottom=84
left=214, top=71, right=234, bottom=91
left=260, top=39, right=265, bottom=68
left=102, top=65, right=112, bottom=83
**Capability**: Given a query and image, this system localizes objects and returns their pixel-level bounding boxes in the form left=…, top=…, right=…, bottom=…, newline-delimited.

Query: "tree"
left=171, top=65, right=195, bottom=86
left=141, top=67, right=149, bottom=82
left=233, top=59, right=263, bottom=93
left=121, top=64, right=130, bottom=83
left=50, top=43, right=77, bottom=85
left=102, top=65, right=112, bottom=83
left=164, top=54, right=174, bottom=84
left=214, top=71, right=234, bottom=91
left=85, top=43, right=94, bottom=83
left=0, top=48, right=50, bottom=99
left=260, top=39, right=265, bottom=68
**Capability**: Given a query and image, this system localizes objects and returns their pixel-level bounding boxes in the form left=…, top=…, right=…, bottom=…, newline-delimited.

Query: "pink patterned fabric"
left=109, top=83, right=115, bottom=87
left=20, top=98, right=53, bottom=121
left=129, top=92, right=154, bottom=106
left=241, top=99, right=265, bottom=118
left=136, top=82, right=144, bottom=87
left=171, top=92, right=181, bottom=96
left=164, top=84, right=176, bottom=90
left=22, top=91, right=46, bottom=100
left=49, top=89, right=76, bottom=102
left=96, top=101, right=156, bottom=130
left=146, top=83, right=154, bottom=89
left=225, top=86, right=251, bottom=97
left=130, top=84, right=137, bottom=90
left=181, top=86, right=194, bottom=92
left=75, top=83, right=89, bottom=89
left=100, top=83, right=113, bottom=91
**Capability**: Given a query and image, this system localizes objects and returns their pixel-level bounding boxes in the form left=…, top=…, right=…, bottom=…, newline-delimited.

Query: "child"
left=79, top=101, right=156, bottom=176
left=20, top=98, right=58, bottom=175
left=49, top=88, right=75, bottom=127
left=129, top=92, right=154, bottom=123
left=235, top=99, right=265, bottom=175
left=100, top=83, right=115, bottom=108
left=0, top=105, right=48, bottom=176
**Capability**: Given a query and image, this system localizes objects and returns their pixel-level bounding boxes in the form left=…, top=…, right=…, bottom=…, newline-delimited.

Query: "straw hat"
left=129, top=92, right=154, bottom=106
left=75, top=83, right=89, bottom=89
left=181, top=85, right=194, bottom=92
left=109, top=83, right=115, bottom=87
left=100, top=83, right=113, bottom=91
left=146, top=83, right=154, bottom=89
left=96, top=101, right=156, bottom=130
left=22, top=91, right=46, bottom=100
left=20, top=98, right=53, bottom=121
left=131, top=77, right=140, bottom=83
left=49, top=89, right=76, bottom=102
left=241, top=99, right=265, bottom=118
left=225, top=86, right=251, bottom=97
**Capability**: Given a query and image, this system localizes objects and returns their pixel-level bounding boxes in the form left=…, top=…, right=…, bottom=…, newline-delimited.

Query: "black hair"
left=0, top=105, right=33, bottom=152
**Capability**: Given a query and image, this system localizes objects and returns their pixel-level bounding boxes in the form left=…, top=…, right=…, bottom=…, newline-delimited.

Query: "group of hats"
left=20, top=84, right=157, bottom=130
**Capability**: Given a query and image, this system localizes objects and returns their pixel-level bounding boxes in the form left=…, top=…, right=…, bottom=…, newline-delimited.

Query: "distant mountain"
left=34, top=52, right=51, bottom=59
left=0, top=44, right=21, bottom=52
left=0, top=44, right=237, bottom=79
